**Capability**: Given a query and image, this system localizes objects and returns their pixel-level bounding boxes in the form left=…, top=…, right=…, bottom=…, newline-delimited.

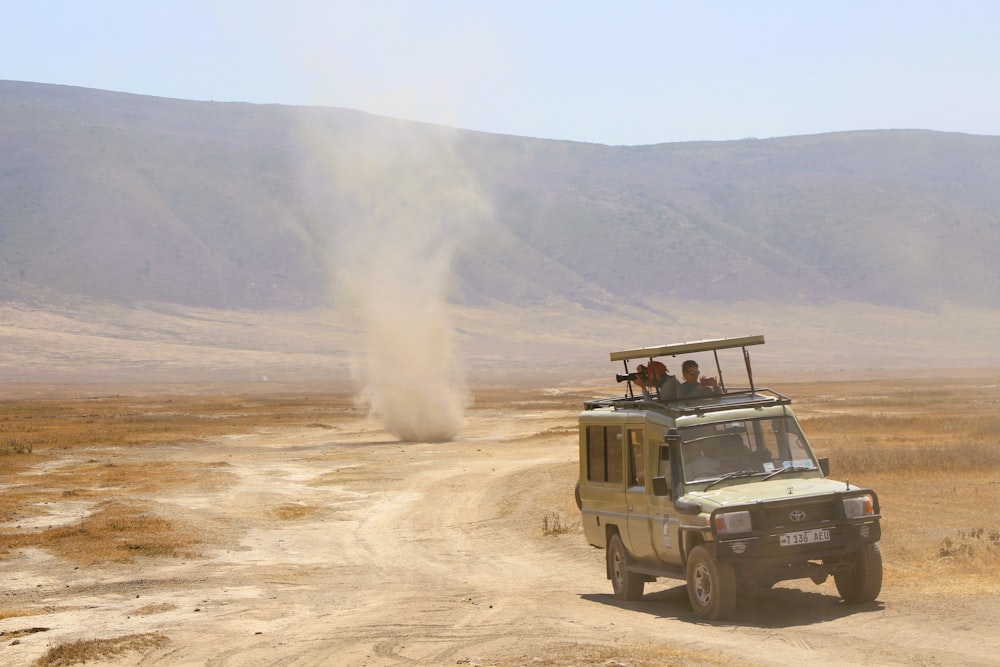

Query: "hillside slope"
left=2, top=80, right=999, bottom=311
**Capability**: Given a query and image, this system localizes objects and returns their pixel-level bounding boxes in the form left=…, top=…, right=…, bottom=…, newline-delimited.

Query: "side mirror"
left=819, top=457, right=830, bottom=477
left=651, top=476, right=669, bottom=497
left=674, top=498, right=701, bottom=515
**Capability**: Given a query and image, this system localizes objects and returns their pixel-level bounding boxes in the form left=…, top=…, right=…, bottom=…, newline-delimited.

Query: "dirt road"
left=3, top=392, right=1000, bottom=666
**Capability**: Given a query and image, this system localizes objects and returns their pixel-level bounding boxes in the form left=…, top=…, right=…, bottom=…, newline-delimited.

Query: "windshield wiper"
left=762, top=465, right=814, bottom=481
left=703, top=470, right=758, bottom=491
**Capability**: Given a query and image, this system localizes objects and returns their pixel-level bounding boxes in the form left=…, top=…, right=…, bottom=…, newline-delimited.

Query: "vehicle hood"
left=686, top=476, right=858, bottom=510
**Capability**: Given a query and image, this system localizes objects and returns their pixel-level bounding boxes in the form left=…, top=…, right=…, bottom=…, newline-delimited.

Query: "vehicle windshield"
left=680, top=415, right=817, bottom=483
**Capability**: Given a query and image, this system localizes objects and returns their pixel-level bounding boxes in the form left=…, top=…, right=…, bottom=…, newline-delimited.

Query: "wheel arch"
left=680, top=528, right=709, bottom=569
left=604, top=523, right=623, bottom=579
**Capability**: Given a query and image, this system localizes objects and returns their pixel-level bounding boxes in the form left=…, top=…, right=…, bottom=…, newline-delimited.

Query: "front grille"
left=760, top=498, right=839, bottom=529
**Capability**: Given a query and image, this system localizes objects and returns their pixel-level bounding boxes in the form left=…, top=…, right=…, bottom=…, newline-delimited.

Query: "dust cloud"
left=309, top=122, right=490, bottom=442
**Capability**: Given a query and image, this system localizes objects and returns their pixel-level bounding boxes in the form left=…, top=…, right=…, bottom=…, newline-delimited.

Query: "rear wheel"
left=686, top=545, right=737, bottom=620
left=834, top=543, right=883, bottom=603
left=607, top=533, right=644, bottom=601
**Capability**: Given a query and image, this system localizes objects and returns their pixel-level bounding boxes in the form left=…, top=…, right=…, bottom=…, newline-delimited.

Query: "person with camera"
left=635, top=360, right=680, bottom=402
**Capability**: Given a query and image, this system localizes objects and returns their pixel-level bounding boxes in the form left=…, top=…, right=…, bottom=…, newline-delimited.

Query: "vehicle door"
left=623, top=424, right=656, bottom=561
left=648, top=434, right=682, bottom=566
left=581, top=422, right=627, bottom=546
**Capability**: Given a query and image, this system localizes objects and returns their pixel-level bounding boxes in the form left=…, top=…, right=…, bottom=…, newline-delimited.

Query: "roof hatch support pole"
left=743, top=346, right=756, bottom=395
left=622, top=360, right=634, bottom=399
left=712, top=350, right=726, bottom=393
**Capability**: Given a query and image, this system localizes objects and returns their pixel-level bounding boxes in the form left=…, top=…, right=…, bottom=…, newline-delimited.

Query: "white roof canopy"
left=609, top=335, right=765, bottom=363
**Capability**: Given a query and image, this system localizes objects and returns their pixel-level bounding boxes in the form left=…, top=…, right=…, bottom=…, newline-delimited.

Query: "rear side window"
left=587, top=425, right=623, bottom=483
left=628, top=428, right=645, bottom=488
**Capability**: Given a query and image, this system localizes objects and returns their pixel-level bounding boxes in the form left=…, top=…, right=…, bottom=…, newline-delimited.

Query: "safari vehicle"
left=576, top=335, right=882, bottom=620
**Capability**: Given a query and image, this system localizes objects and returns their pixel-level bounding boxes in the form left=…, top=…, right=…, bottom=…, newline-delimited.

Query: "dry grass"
left=0, top=607, right=46, bottom=621
left=0, top=393, right=355, bottom=565
left=3, top=501, right=202, bottom=565
left=0, top=393, right=359, bottom=663
left=1, top=437, right=33, bottom=454
left=2, top=381, right=999, bottom=598
left=787, top=377, right=1000, bottom=591
left=938, top=527, right=1000, bottom=562
left=541, top=511, right=578, bottom=536
left=32, top=632, right=169, bottom=666
left=268, top=503, right=325, bottom=520
left=132, top=602, right=178, bottom=616
left=0, top=393, right=351, bottom=456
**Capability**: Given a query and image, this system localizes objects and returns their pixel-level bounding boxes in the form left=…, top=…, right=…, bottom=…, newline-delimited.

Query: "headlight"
left=715, top=510, right=752, bottom=534
left=843, top=494, right=875, bottom=518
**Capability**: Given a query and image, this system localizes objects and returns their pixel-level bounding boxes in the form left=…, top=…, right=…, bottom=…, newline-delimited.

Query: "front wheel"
left=607, top=533, right=644, bottom=601
left=834, top=542, right=883, bottom=603
left=686, top=545, right=737, bottom=620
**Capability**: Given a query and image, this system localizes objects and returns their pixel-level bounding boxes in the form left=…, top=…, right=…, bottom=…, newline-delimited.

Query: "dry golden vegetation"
left=1, top=380, right=999, bottom=664
left=32, top=632, right=169, bottom=667
left=3, top=382, right=999, bottom=581
left=0, top=393, right=350, bottom=457
left=4, top=500, right=203, bottom=565
left=0, top=393, right=355, bottom=564
left=789, top=377, right=1000, bottom=591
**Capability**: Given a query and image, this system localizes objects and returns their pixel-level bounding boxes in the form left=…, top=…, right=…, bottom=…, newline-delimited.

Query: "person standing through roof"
left=679, top=360, right=722, bottom=398
left=637, top=361, right=680, bottom=402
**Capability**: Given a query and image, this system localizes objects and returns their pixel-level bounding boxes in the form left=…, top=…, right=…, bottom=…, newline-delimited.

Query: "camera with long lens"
left=616, top=364, right=648, bottom=384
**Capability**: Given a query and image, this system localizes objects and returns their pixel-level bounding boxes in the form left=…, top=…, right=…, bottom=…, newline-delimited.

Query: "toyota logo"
left=789, top=509, right=806, bottom=522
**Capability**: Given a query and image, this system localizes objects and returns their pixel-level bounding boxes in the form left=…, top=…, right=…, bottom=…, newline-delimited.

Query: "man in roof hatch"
left=679, top=360, right=722, bottom=398
left=636, top=360, right=680, bottom=402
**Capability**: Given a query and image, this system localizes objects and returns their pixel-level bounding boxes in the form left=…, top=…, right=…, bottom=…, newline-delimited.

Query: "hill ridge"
left=2, top=80, right=999, bottom=312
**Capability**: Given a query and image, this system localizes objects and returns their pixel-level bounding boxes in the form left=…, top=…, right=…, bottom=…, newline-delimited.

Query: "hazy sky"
left=3, top=0, right=999, bottom=145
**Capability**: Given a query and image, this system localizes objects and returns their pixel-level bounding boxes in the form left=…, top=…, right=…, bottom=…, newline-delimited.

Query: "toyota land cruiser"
left=576, top=335, right=882, bottom=620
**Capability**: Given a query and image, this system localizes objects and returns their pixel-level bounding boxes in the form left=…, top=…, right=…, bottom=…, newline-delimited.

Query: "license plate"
left=779, top=528, right=830, bottom=546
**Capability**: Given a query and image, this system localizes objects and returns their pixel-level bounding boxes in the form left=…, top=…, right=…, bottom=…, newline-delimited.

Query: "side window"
left=658, top=444, right=670, bottom=479
left=607, top=427, right=623, bottom=483
left=586, top=425, right=624, bottom=484
left=746, top=417, right=813, bottom=469
left=628, top=428, right=645, bottom=488
left=587, top=426, right=607, bottom=482
left=777, top=420, right=814, bottom=467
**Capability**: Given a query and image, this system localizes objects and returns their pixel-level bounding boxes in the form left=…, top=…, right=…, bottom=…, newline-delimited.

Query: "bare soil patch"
left=2, top=380, right=1000, bottom=665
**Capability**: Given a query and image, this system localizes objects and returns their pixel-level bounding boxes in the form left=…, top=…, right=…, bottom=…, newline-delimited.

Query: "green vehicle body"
left=576, top=336, right=883, bottom=620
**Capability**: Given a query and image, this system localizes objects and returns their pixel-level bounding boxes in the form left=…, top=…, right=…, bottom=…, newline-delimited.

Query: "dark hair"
left=682, top=359, right=699, bottom=374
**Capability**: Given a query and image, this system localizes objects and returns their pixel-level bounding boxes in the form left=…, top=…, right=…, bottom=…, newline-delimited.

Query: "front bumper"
left=714, top=517, right=881, bottom=564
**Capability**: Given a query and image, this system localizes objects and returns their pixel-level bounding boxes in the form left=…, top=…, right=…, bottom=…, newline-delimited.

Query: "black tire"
left=574, top=481, right=582, bottom=510
left=607, top=533, right=644, bottom=601
left=686, top=545, right=737, bottom=620
left=834, top=542, right=883, bottom=604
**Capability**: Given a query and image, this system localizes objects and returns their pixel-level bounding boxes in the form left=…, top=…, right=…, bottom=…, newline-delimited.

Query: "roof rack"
left=584, top=388, right=791, bottom=416
left=610, top=335, right=766, bottom=398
